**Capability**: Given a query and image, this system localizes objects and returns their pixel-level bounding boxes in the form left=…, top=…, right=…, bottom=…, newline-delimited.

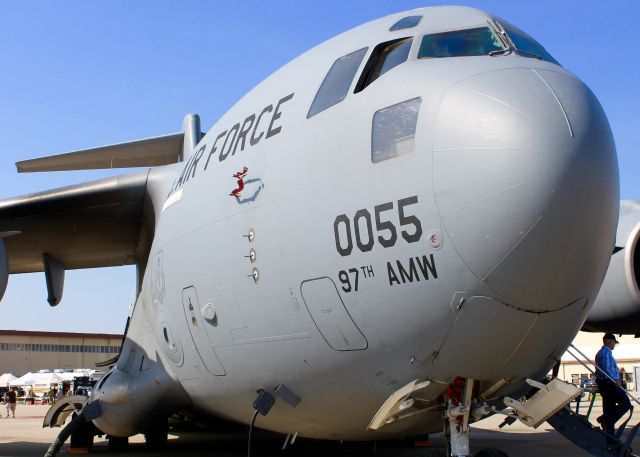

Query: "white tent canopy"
left=57, top=372, right=78, bottom=382
left=31, top=372, right=64, bottom=388
left=9, top=372, right=63, bottom=387
left=9, top=372, right=36, bottom=387
left=0, top=373, right=17, bottom=386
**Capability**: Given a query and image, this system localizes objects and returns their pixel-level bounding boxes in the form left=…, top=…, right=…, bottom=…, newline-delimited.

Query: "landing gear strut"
left=445, top=378, right=474, bottom=456
left=443, top=378, right=510, bottom=457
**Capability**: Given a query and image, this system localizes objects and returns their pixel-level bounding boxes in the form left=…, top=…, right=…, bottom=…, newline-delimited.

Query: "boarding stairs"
left=548, top=344, right=640, bottom=456
left=503, top=344, right=640, bottom=457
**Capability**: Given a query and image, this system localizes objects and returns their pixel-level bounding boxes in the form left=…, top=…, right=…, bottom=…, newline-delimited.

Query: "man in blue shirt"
left=595, top=333, right=632, bottom=437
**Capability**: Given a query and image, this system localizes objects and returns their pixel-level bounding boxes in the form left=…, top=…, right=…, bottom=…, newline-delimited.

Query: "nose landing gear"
left=444, top=377, right=476, bottom=456
left=365, top=375, right=513, bottom=456
left=444, top=377, right=511, bottom=457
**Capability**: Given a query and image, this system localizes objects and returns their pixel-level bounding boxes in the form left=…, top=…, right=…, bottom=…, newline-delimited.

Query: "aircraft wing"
left=0, top=171, right=149, bottom=274
left=0, top=114, right=199, bottom=303
left=16, top=133, right=183, bottom=173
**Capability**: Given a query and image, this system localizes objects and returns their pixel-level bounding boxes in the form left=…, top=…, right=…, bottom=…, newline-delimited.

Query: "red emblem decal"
left=230, top=167, right=248, bottom=197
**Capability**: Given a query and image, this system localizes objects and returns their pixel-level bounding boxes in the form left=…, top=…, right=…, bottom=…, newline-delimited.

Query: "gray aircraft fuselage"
left=15, top=6, right=621, bottom=442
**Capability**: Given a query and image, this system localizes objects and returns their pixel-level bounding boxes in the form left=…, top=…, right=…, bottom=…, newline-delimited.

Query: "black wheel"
left=475, top=449, right=509, bottom=457
left=69, top=426, right=94, bottom=450
left=108, top=435, right=129, bottom=452
left=144, top=419, right=169, bottom=450
left=420, top=449, right=447, bottom=457
left=69, top=414, right=95, bottom=451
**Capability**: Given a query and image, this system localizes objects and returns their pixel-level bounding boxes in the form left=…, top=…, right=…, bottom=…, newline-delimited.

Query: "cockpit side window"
left=418, top=27, right=506, bottom=58
left=355, top=38, right=412, bottom=93
left=307, top=47, right=368, bottom=119
left=371, top=97, right=422, bottom=163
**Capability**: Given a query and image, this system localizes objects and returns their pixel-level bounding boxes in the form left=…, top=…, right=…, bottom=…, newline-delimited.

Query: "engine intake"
left=584, top=200, right=640, bottom=334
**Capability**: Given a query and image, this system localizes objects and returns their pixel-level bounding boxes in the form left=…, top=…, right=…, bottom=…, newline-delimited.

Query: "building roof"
left=0, top=329, right=123, bottom=339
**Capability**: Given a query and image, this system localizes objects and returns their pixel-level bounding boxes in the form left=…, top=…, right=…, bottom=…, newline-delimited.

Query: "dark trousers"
left=596, top=378, right=632, bottom=436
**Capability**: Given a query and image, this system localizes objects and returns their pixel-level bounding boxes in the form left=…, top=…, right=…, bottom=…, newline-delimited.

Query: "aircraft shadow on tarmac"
left=5, top=416, right=639, bottom=457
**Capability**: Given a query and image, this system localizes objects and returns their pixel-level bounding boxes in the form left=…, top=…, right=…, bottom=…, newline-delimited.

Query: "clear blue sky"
left=1, top=1, right=638, bottom=333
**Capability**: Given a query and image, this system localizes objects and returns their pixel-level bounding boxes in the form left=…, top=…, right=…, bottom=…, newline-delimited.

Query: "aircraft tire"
left=419, top=449, right=447, bottom=457
left=474, top=449, right=509, bottom=457
left=68, top=414, right=96, bottom=451
left=108, top=435, right=128, bottom=452
left=69, top=425, right=94, bottom=450
left=144, top=420, right=169, bottom=450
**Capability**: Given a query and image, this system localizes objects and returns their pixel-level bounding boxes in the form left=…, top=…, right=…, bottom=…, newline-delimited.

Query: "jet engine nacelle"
left=584, top=200, right=640, bottom=334
left=0, top=238, right=8, bottom=302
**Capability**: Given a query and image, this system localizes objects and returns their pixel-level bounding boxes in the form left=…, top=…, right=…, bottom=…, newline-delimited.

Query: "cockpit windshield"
left=417, top=23, right=558, bottom=64
left=498, top=21, right=558, bottom=64
left=418, top=27, right=507, bottom=58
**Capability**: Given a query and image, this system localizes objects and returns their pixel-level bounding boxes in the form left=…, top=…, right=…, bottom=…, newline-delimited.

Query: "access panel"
left=300, top=277, right=367, bottom=351
left=182, top=286, right=226, bottom=375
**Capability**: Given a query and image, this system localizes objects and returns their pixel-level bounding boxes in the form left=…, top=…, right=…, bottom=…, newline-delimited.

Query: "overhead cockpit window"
left=418, top=27, right=507, bottom=58
left=389, top=15, right=422, bottom=31
left=355, top=38, right=412, bottom=93
left=371, top=97, right=422, bottom=163
left=307, top=47, right=368, bottom=118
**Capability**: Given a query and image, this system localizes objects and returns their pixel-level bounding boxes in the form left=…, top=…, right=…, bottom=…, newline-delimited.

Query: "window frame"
left=355, top=37, right=413, bottom=93
left=307, top=47, right=369, bottom=119
left=417, top=26, right=507, bottom=59
left=389, top=16, right=422, bottom=32
left=370, top=96, right=423, bottom=164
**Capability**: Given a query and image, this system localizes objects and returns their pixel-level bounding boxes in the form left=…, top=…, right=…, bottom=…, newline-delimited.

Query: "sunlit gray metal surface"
left=0, top=171, right=149, bottom=272
left=0, top=5, right=628, bottom=455
left=16, top=133, right=183, bottom=172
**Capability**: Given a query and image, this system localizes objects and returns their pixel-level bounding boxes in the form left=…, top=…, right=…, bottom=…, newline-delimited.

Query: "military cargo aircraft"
left=1, top=6, right=639, bottom=457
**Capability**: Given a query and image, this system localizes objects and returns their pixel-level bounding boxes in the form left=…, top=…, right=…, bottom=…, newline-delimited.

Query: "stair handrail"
left=566, top=343, right=640, bottom=408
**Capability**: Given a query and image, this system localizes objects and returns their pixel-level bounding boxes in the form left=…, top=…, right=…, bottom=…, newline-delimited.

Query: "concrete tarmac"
left=1, top=402, right=639, bottom=457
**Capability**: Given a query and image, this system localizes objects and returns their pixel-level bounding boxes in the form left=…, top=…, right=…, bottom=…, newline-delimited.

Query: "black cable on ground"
left=247, top=409, right=259, bottom=457
left=44, top=411, right=86, bottom=457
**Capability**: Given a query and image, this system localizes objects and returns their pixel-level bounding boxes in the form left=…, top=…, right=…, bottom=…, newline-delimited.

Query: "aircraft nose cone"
left=433, top=68, right=618, bottom=312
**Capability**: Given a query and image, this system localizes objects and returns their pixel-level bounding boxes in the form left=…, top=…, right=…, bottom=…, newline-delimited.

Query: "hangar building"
left=0, top=330, right=123, bottom=376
